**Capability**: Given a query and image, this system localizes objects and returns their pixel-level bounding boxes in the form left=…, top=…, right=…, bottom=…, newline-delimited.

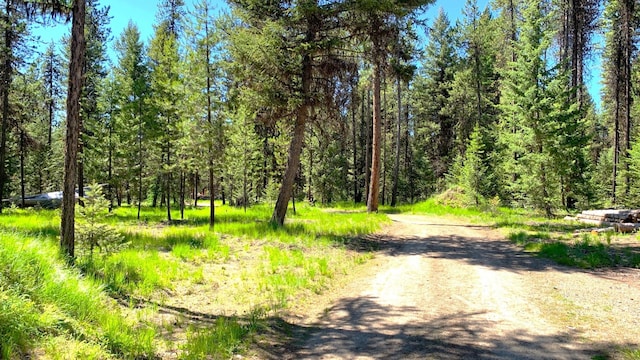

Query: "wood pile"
left=577, top=209, right=640, bottom=223
left=572, top=209, right=640, bottom=233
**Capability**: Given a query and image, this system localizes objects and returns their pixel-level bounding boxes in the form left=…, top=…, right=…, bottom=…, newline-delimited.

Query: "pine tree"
left=498, top=0, right=563, bottom=215
left=113, top=21, right=151, bottom=218
left=603, top=0, right=637, bottom=205
left=457, top=123, right=491, bottom=206
left=61, top=0, right=86, bottom=261
left=149, top=0, right=185, bottom=222
left=412, top=9, right=458, bottom=186
left=184, top=0, right=223, bottom=227
left=79, top=0, right=110, bottom=202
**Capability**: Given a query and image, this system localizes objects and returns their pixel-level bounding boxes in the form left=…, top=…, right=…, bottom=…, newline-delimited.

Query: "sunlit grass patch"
left=0, top=231, right=155, bottom=358
left=79, top=249, right=182, bottom=296
left=0, top=208, right=59, bottom=239
left=180, top=315, right=259, bottom=360
left=2, top=201, right=388, bottom=358
left=621, top=348, right=640, bottom=360
left=507, top=231, right=640, bottom=268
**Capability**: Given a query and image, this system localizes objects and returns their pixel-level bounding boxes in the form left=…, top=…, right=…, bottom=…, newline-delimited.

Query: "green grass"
left=0, top=230, right=155, bottom=359
left=0, top=202, right=387, bottom=358
left=621, top=349, right=640, bottom=359
left=180, top=314, right=261, bottom=360
left=507, top=230, right=640, bottom=269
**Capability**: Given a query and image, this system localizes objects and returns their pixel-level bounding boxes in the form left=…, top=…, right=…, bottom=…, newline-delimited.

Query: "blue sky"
left=33, top=0, right=601, bottom=107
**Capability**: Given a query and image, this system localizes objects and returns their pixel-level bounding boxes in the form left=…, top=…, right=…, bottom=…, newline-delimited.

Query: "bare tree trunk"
left=61, top=0, right=86, bottom=262
left=209, top=166, right=214, bottom=229
left=271, top=47, right=312, bottom=226
left=622, top=0, right=634, bottom=197
left=307, top=146, right=313, bottom=201
left=367, top=38, right=383, bottom=213
left=20, top=126, right=25, bottom=207
left=352, top=87, right=358, bottom=203
left=180, top=171, right=185, bottom=220
left=78, top=124, right=84, bottom=206
left=204, top=4, right=215, bottom=229
left=391, top=76, right=402, bottom=207
left=0, top=2, right=12, bottom=214
left=193, top=171, right=198, bottom=208
left=221, top=176, right=226, bottom=205
left=381, top=74, right=387, bottom=206
left=108, top=120, right=113, bottom=211
left=166, top=116, right=172, bottom=222
left=137, top=99, right=143, bottom=219
left=364, top=89, right=371, bottom=202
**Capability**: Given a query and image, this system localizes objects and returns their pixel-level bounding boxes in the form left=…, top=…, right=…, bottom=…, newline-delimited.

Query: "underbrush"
left=0, top=202, right=386, bottom=358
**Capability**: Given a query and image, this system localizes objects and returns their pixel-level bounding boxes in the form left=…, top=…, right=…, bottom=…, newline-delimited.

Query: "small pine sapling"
left=76, top=183, right=128, bottom=262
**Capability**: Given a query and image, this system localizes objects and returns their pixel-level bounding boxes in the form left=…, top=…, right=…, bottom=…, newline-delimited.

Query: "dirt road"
left=273, top=214, right=640, bottom=360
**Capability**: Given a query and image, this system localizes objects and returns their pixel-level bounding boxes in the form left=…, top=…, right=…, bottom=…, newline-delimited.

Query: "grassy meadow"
left=0, top=202, right=387, bottom=359
left=2, top=196, right=639, bottom=359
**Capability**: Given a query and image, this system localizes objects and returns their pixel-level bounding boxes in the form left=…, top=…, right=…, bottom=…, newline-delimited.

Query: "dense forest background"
left=1, top=0, right=638, bottom=225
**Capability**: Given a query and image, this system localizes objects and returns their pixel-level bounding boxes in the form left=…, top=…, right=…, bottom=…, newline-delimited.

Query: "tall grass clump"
left=621, top=348, right=640, bottom=360
left=0, top=231, right=155, bottom=358
left=81, top=249, right=181, bottom=296
left=181, top=316, right=257, bottom=360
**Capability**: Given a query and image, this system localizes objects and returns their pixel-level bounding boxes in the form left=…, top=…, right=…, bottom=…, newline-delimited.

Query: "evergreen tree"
left=455, top=123, right=491, bottom=206
left=603, top=0, right=637, bottom=204
left=412, top=9, right=458, bottom=187
left=149, top=0, right=185, bottom=222
left=0, top=0, right=31, bottom=213
left=79, top=0, right=110, bottom=201
left=184, top=0, right=223, bottom=227
left=498, top=0, right=567, bottom=215
left=113, top=21, right=151, bottom=218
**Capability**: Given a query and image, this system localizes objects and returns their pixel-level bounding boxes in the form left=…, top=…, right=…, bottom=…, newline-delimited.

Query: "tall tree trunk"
left=61, top=0, right=86, bottom=262
left=613, top=26, right=623, bottom=204
left=307, top=146, right=313, bottom=201
left=137, top=99, right=143, bottom=219
left=108, top=120, right=113, bottom=211
left=622, top=0, right=634, bottom=197
left=381, top=74, right=387, bottom=206
left=209, top=166, right=214, bottom=229
left=20, top=127, right=25, bottom=207
left=194, top=171, right=198, bottom=208
left=205, top=5, right=215, bottom=229
left=243, top=152, right=248, bottom=213
left=367, top=38, right=383, bottom=213
left=364, top=89, right=371, bottom=202
left=271, top=45, right=312, bottom=225
left=78, top=125, right=84, bottom=205
left=180, top=171, right=185, bottom=220
left=47, top=50, right=54, bottom=147
left=166, top=117, right=172, bottom=222
left=0, top=1, right=12, bottom=214
left=220, top=176, right=225, bottom=205
left=391, top=76, right=402, bottom=207
left=352, top=87, right=359, bottom=203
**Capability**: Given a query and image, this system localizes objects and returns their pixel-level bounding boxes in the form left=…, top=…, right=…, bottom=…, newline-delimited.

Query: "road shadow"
left=363, top=227, right=566, bottom=274
left=364, top=218, right=640, bottom=276
left=254, top=297, right=626, bottom=360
